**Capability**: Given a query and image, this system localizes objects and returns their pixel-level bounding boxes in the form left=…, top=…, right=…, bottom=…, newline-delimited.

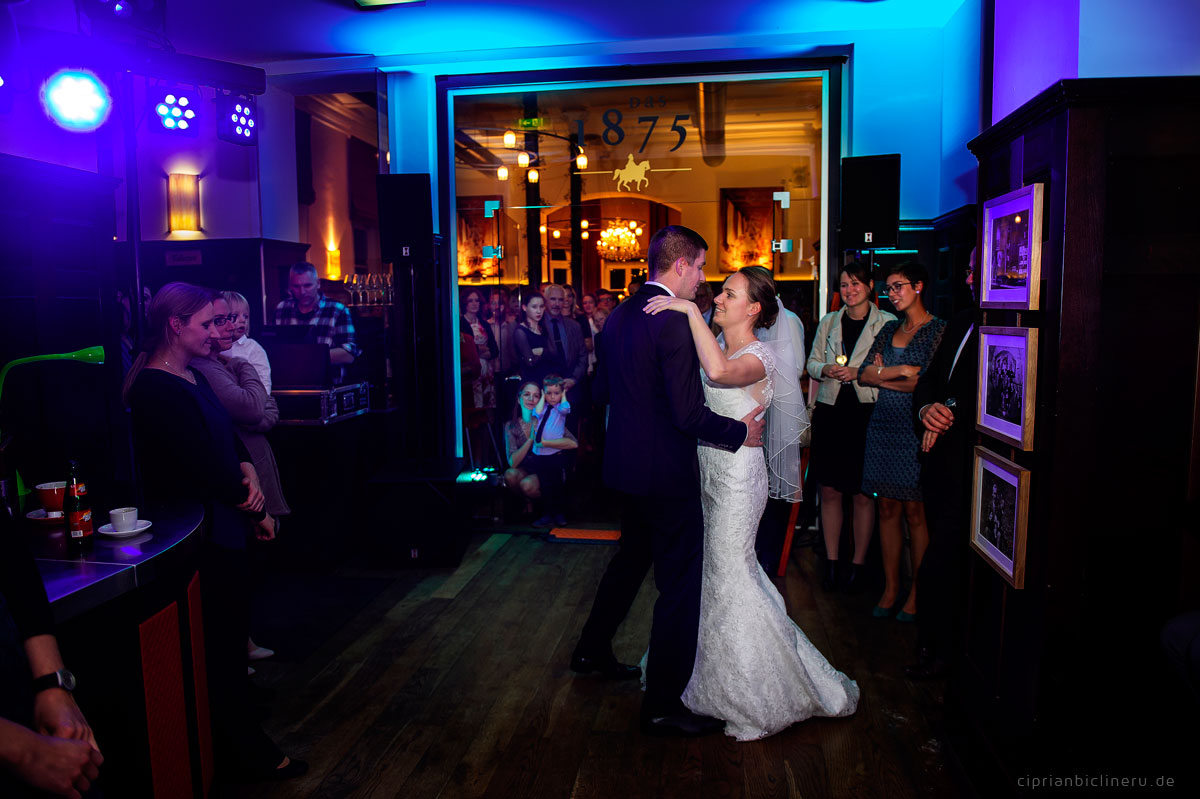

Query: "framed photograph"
left=976, top=326, right=1038, bottom=450
left=971, top=446, right=1030, bottom=589
left=980, top=183, right=1044, bottom=309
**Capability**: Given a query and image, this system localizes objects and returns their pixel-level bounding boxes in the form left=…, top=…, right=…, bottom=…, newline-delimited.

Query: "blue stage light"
left=153, top=90, right=199, bottom=135
left=42, top=70, right=111, bottom=132
left=216, top=94, right=257, bottom=146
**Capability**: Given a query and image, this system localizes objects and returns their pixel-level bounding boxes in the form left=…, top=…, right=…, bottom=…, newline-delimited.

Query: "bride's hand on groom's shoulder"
left=643, top=296, right=694, bottom=316
left=741, top=405, right=766, bottom=447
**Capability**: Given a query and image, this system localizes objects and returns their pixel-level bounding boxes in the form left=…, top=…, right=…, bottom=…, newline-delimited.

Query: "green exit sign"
left=517, top=117, right=545, bottom=130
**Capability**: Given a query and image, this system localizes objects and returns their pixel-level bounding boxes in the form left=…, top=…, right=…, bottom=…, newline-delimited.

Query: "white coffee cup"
left=109, top=507, right=138, bottom=533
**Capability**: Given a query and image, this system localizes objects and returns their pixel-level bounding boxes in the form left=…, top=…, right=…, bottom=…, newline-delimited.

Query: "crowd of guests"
left=461, top=281, right=624, bottom=528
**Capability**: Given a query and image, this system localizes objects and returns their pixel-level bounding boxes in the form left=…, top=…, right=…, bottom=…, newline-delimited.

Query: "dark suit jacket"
left=546, top=313, right=588, bottom=385
left=914, top=308, right=978, bottom=511
left=594, top=285, right=747, bottom=498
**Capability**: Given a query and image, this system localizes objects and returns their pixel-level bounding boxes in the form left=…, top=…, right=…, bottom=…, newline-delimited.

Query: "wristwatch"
left=32, top=669, right=76, bottom=694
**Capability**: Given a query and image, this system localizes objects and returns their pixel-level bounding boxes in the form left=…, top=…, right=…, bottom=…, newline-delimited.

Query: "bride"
left=644, top=265, right=859, bottom=741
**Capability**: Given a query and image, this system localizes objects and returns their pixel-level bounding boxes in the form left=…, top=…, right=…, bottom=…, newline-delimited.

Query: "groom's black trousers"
left=576, top=491, right=704, bottom=718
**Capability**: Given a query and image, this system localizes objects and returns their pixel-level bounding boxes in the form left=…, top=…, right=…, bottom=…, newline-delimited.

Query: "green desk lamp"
left=0, top=346, right=106, bottom=506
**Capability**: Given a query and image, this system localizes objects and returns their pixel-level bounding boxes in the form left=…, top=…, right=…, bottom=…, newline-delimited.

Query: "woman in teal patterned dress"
left=858, top=262, right=946, bottom=622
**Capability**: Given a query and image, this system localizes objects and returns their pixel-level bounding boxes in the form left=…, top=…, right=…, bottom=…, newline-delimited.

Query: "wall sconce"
left=326, top=248, right=342, bottom=281
left=576, top=152, right=588, bottom=170
left=580, top=219, right=589, bottom=229
left=552, top=229, right=561, bottom=239
left=527, top=168, right=539, bottom=184
left=539, top=224, right=547, bottom=234
left=168, top=173, right=200, bottom=232
left=581, top=231, right=589, bottom=240
left=503, top=130, right=516, bottom=148
left=517, top=151, right=530, bottom=168
left=497, top=165, right=509, bottom=181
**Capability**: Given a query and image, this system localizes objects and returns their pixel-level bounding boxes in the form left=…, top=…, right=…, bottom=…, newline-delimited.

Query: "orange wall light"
left=167, top=173, right=200, bottom=232
left=326, top=248, right=342, bottom=281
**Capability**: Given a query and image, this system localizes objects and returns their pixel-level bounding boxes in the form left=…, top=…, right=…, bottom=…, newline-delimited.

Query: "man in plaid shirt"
left=274, top=262, right=361, bottom=380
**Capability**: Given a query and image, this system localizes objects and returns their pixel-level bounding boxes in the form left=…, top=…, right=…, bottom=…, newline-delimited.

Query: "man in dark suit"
left=906, top=257, right=978, bottom=679
left=571, top=226, right=766, bottom=737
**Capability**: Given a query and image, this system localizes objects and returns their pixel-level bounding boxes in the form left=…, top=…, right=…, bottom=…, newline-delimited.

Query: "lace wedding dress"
left=681, top=341, right=860, bottom=741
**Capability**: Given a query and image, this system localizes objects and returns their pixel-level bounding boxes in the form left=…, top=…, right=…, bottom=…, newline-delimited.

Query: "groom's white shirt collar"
left=643, top=281, right=675, bottom=297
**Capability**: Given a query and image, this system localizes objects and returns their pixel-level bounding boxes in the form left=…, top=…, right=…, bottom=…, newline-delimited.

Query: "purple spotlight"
left=216, top=94, right=258, bottom=146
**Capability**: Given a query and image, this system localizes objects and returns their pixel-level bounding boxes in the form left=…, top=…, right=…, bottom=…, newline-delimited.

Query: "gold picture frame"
left=980, top=183, right=1044, bottom=310
left=976, top=326, right=1038, bottom=450
left=970, top=446, right=1030, bottom=589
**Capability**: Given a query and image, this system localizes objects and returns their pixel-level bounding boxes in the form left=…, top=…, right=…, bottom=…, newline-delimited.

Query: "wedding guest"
left=222, top=291, right=272, bottom=393
left=580, top=292, right=597, bottom=319
left=504, top=381, right=544, bottom=501
left=513, top=292, right=565, bottom=385
left=858, top=262, right=946, bottom=622
left=0, top=511, right=102, bottom=798
left=694, top=281, right=717, bottom=328
left=193, top=293, right=289, bottom=670
left=807, top=262, right=896, bottom=592
left=596, top=290, right=617, bottom=314
left=528, top=374, right=575, bottom=527
left=122, top=282, right=305, bottom=782
left=906, top=254, right=977, bottom=679
left=541, top=284, right=588, bottom=424
left=461, top=288, right=498, bottom=460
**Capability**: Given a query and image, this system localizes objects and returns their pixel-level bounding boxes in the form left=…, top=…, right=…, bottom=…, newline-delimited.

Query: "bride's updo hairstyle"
left=738, top=266, right=779, bottom=330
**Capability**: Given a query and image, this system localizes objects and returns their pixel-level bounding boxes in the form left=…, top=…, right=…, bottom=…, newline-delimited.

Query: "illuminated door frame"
left=437, top=58, right=845, bottom=458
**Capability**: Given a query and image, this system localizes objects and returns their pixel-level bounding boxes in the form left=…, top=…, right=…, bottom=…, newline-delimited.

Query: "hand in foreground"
left=643, top=296, right=695, bottom=316
left=921, top=429, right=940, bottom=452
left=897, top=364, right=921, bottom=378
left=256, top=514, right=276, bottom=541
left=562, top=378, right=577, bottom=391
left=239, top=476, right=265, bottom=513
left=15, top=730, right=102, bottom=799
left=920, top=402, right=956, bottom=434
left=741, top=405, right=766, bottom=447
left=34, top=690, right=99, bottom=753
left=824, top=364, right=856, bottom=383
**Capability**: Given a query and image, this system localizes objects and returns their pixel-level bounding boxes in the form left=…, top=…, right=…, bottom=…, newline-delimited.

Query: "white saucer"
left=97, top=519, right=152, bottom=537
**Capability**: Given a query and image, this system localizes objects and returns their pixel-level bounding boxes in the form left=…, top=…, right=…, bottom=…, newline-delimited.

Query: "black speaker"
left=841, top=154, right=900, bottom=250
left=377, top=173, right=433, bottom=264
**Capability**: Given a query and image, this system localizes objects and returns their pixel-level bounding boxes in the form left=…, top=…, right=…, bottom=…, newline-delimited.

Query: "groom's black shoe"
left=570, top=652, right=641, bottom=681
left=640, top=710, right=725, bottom=738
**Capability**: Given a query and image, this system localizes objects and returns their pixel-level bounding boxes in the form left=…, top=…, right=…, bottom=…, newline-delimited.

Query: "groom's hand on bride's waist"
left=741, top=406, right=766, bottom=447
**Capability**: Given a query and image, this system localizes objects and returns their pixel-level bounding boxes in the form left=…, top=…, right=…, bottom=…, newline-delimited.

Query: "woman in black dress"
left=858, top=263, right=946, bottom=621
left=512, top=292, right=565, bottom=384
left=806, top=262, right=897, bottom=592
left=121, top=282, right=304, bottom=782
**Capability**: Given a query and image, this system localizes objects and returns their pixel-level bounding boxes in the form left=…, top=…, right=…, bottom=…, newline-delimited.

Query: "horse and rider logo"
left=613, top=154, right=651, bottom=191
left=580, top=153, right=690, bottom=192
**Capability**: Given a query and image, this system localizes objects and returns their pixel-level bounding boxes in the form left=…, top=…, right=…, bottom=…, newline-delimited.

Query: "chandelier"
left=597, top=220, right=644, bottom=262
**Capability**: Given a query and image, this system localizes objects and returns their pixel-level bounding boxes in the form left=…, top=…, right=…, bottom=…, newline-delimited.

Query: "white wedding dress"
left=681, top=341, right=860, bottom=741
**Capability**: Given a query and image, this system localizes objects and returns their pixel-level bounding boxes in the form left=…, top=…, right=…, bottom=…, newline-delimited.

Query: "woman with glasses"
left=806, top=262, right=896, bottom=593
left=858, top=262, right=946, bottom=622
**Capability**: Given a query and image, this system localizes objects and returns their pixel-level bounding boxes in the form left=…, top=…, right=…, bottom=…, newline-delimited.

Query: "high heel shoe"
left=872, top=603, right=897, bottom=618
left=821, top=559, right=839, bottom=592
left=842, top=563, right=864, bottom=595
left=895, top=610, right=917, bottom=623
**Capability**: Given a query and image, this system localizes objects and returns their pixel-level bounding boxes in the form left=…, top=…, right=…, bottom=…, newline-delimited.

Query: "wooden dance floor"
left=220, top=534, right=965, bottom=798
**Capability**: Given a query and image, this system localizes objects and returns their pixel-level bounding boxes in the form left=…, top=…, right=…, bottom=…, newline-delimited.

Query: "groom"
left=571, top=225, right=765, bottom=736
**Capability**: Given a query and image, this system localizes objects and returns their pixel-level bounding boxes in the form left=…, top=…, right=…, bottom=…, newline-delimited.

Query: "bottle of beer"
left=64, top=460, right=93, bottom=550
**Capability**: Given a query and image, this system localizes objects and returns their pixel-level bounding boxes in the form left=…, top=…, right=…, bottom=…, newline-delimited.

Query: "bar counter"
left=27, top=502, right=205, bottom=622
left=21, top=502, right=213, bottom=797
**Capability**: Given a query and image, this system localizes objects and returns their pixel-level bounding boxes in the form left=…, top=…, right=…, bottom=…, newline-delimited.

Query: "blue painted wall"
left=941, top=0, right=981, bottom=212
left=1078, top=0, right=1200, bottom=79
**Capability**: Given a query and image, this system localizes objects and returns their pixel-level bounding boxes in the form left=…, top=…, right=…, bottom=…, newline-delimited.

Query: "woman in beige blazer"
left=806, top=263, right=896, bottom=592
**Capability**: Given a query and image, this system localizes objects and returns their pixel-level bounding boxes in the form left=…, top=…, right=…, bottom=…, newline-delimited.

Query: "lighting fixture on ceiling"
left=527, top=168, right=539, bottom=184
left=496, top=165, right=509, bottom=181
left=502, top=130, right=516, bottom=148
left=597, top=221, right=644, bottom=262
left=41, top=69, right=111, bottom=132
left=216, top=94, right=257, bottom=146
left=154, top=90, right=198, bottom=134
left=516, top=151, right=530, bottom=168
